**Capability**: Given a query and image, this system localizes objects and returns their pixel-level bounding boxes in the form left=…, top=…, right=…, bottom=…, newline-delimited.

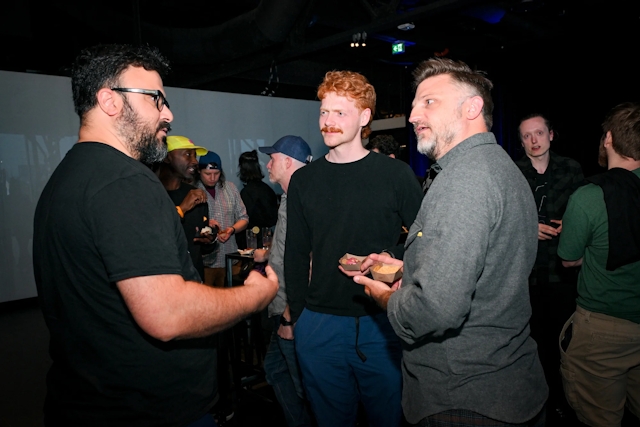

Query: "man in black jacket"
left=515, top=113, right=584, bottom=422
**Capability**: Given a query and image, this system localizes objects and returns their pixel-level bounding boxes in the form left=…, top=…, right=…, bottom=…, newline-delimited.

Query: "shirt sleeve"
left=229, top=183, right=249, bottom=223
left=88, top=174, right=184, bottom=282
left=558, top=190, right=592, bottom=262
left=387, top=164, right=423, bottom=258
left=284, top=174, right=312, bottom=322
left=387, top=168, right=495, bottom=343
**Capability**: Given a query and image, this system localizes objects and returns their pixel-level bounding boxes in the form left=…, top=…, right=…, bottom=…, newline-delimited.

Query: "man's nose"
left=408, top=107, right=418, bottom=124
left=323, top=113, right=335, bottom=126
left=163, top=106, right=174, bottom=123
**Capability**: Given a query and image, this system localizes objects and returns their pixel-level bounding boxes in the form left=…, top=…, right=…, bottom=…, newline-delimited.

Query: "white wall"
left=0, top=70, right=325, bottom=303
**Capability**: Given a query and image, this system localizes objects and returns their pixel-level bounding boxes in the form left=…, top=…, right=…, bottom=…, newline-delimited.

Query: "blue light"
left=463, top=6, right=506, bottom=24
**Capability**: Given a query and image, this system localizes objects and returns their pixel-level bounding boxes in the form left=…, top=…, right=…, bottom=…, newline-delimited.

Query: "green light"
left=392, top=41, right=405, bottom=55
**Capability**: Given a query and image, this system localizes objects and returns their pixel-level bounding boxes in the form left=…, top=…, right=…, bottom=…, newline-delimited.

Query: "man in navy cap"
left=196, top=151, right=249, bottom=288
left=254, top=135, right=313, bottom=427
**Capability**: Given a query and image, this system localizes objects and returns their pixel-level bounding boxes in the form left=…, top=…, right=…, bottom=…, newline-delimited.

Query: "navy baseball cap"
left=259, top=135, right=313, bottom=164
left=199, top=152, right=222, bottom=170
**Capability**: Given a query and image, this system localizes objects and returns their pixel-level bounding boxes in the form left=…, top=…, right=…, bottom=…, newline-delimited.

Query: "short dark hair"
left=412, top=58, right=494, bottom=130
left=602, top=102, right=640, bottom=161
left=367, top=135, right=400, bottom=157
left=237, top=150, right=264, bottom=183
left=71, top=44, right=170, bottom=122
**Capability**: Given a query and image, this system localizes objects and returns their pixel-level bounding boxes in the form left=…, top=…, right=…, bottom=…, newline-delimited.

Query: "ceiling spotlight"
left=397, top=22, right=415, bottom=31
left=350, top=32, right=367, bottom=48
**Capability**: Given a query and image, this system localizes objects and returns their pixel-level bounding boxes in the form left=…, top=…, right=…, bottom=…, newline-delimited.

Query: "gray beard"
left=417, top=138, right=437, bottom=160
left=138, top=134, right=167, bottom=164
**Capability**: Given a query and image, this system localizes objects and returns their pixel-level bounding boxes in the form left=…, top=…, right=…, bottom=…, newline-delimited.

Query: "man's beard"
left=598, top=135, right=608, bottom=168
left=117, top=99, right=169, bottom=164
left=416, top=111, right=462, bottom=161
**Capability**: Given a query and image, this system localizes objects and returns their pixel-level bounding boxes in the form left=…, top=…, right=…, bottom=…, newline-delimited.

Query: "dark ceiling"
left=2, top=0, right=639, bottom=171
left=4, top=0, right=634, bottom=99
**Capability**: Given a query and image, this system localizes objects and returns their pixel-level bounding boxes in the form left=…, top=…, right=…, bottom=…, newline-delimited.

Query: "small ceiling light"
left=350, top=32, right=367, bottom=48
left=397, top=22, right=415, bottom=31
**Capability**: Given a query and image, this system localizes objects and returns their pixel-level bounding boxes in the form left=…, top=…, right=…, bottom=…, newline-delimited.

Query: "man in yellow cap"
left=156, top=135, right=214, bottom=281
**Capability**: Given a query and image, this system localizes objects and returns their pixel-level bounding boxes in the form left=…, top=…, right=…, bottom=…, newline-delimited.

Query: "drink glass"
left=246, top=229, right=258, bottom=249
left=262, top=227, right=273, bottom=250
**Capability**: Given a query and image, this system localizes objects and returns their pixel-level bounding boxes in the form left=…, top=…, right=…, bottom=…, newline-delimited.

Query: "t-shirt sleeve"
left=88, top=173, right=185, bottom=282
left=389, top=163, right=423, bottom=258
left=558, top=189, right=592, bottom=262
left=284, top=174, right=312, bottom=322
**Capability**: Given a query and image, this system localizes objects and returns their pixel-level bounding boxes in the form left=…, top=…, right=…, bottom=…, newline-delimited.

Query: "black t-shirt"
left=167, top=181, right=209, bottom=281
left=33, top=142, right=216, bottom=427
left=285, top=152, right=424, bottom=321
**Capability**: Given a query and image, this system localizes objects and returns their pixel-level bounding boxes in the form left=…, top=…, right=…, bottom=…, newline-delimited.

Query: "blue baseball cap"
left=259, top=135, right=313, bottom=164
left=199, top=152, right=222, bottom=170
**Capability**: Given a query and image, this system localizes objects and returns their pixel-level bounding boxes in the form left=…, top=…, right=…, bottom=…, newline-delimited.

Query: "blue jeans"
left=264, top=315, right=313, bottom=427
left=295, top=309, right=403, bottom=427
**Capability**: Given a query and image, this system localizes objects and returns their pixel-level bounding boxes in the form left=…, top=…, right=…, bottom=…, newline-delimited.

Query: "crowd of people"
left=33, top=43, right=639, bottom=427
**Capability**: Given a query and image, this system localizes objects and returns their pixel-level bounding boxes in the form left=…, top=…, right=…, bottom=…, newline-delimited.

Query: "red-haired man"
left=284, top=71, right=423, bottom=426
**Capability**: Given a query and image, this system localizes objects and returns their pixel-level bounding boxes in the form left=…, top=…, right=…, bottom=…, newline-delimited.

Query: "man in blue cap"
left=254, top=135, right=314, bottom=427
left=196, top=151, right=249, bottom=288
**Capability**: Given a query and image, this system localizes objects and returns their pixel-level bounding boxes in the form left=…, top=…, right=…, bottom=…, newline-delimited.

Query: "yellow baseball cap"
left=166, top=136, right=208, bottom=156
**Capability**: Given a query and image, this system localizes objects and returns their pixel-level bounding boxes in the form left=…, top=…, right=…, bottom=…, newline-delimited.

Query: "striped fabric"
left=197, top=180, right=248, bottom=268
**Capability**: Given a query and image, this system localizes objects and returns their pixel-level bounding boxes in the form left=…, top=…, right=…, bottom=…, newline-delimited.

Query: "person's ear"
left=97, top=88, right=120, bottom=117
left=549, top=130, right=554, bottom=142
left=285, top=156, right=292, bottom=169
left=604, top=131, right=613, bottom=147
left=465, top=96, right=484, bottom=121
left=359, top=108, right=372, bottom=127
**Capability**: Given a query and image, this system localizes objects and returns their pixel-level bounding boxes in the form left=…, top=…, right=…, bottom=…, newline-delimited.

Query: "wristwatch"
left=280, top=316, right=294, bottom=327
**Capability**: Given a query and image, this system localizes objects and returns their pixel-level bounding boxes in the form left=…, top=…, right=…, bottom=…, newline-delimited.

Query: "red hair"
left=317, top=71, right=376, bottom=139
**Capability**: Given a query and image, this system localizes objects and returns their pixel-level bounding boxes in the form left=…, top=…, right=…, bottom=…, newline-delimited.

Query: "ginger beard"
left=117, top=96, right=170, bottom=164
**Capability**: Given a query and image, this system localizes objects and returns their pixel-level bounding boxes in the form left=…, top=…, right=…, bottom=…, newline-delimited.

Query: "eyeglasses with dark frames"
left=111, top=88, right=170, bottom=111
